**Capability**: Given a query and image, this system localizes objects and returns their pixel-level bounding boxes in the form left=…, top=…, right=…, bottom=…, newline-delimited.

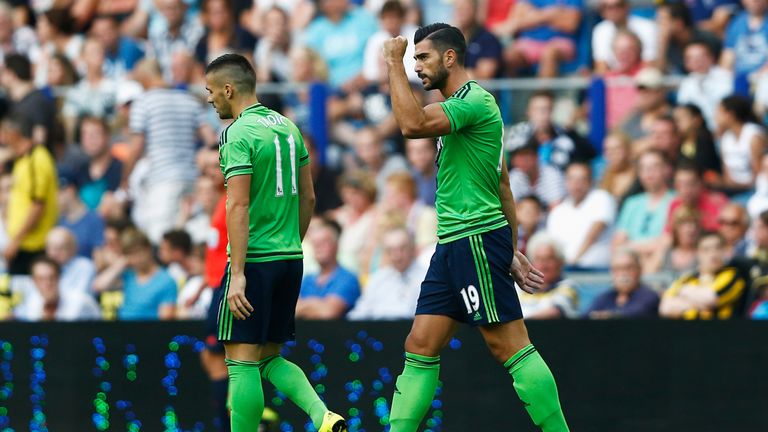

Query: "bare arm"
left=158, top=303, right=176, bottom=320
left=499, top=165, right=518, bottom=249
left=720, top=49, right=735, bottom=71
left=92, top=256, right=128, bottom=293
left=121, top=133, right=145, bottom=187
left=572, top=222, right=607, bottom=264
left=751, top=133, right=766, bottom=181
left=546, top=8, right=581, bottom=34
left=659, top=294, right=692, bottom=318
left=527, top=306, right=563, bottom=319
left=298, top=164, right=316, bottom=240
left=469, top=58, right=500, bottom=80
left=227, top=175, right=251, bottom=277
left=384, top=37, right=452, bottom=138
left=295, top=296, right=348, bottom=320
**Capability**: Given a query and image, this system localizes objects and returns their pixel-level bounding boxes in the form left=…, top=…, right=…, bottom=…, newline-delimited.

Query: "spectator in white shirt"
left=45, top=227, right=97, bottom=297
left=508, top=141, right=565, bottom=209
left=546, top=162, right=616, bottom=268
left=592, top=0, right=657, bottom=73
left=348, top=227, right=427, bottom=320
left=677, top=39, right=733, bottom=130
left=362, top=0, right=418, bottom=84
left=518, top=233, right=580, bottom=319
left=15, top=256, right=100, bottom=321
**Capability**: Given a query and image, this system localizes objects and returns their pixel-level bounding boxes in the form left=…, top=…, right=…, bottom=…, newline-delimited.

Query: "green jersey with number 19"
left=218, top=103, right=310, bottom=262
left=435, top=80, right=507, bottom=244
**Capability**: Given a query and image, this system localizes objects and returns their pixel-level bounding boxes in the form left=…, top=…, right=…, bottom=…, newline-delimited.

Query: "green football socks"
left=226, top=359, right=264, bottom=432
left=258, top=355, right=327, bottom=429
left=389, top=352, right=441, bottom=432
left=505, top=344, right=569, bottom=431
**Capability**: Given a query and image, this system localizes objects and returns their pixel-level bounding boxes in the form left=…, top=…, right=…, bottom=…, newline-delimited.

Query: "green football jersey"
left=436, top=80, right=507, bottom=244
left=218, top=103, right=310, bottom=262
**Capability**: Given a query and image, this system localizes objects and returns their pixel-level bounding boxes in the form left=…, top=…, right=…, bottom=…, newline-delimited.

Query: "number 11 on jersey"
left=274, top=134, right=298, bottom=197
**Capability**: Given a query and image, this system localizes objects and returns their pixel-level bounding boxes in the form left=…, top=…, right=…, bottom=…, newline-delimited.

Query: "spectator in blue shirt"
left=504, top=0, right=582, bottom=77
left=77, top=116, right=123, bottom=211
left=721, top=0, right=768, bottom=76
left=90, top=15, right=145, bottom=81
left=585, top=249, right=660, bottom=319
left=454, top=0, right=503, bottom=79
left=93, top=228, right=176, bottom=320
left=297, top=218, right=360, bottom=320
left=57, top=168, right=105, bottom=258
left=301, top=0, right=377, bottom=90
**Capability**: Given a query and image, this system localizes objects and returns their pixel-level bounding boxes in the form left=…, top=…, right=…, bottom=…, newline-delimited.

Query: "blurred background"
left=1, top=0, right=768, bottom=430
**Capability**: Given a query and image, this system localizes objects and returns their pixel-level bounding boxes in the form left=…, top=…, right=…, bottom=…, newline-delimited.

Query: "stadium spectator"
left=305, top=136, right=343, bottom=215
left=619, top=67, right=671, bottom=141
left=45, top=226, right=97, bottom=297
left=158, top=229, right=194, bottom=287
left=598, top=132, right=636, bottom=203
left=0, top=1, right=36, bottom=67
left=363, top=0, right=419, bottom=84
left=663, top=162, right=728, bottom=234
left=175, top=244, right=210, bottom=319
left=519, top=232, right=580, bottom=319
left=0, top=53, right=57, bottom=149
left=721, top=0, right=768, bottom=76
left=592, top=0, right=657, bottom=74
left=176, top=174, right=219, bottom=244
left=647, top=205, right=701, bottom=277
left=546, top=162, right=615, bottom=268
left=748, top=153, right=768, bottom=219
left=656, top=2, right=721, bottom=74
left=331, top=171, right=377, bottom=273
left=749, top=276, right=768, bottom=318
left=380, top=172, right=437, bottom=252
left=169, top=49, right=199, bottom=89
left=93, top=228, right=176, bottom=320
left=283, top=46, right=328, bottom=131
left=148, top=0, right=204, bottom=80
left=660, top=232, right=747, bottom=319
left=57, top=169, right=105, bottom=258
left=689, top=0, right=741, bottom=37
left=195, top=0, right=255, bottom=67
left=672, top=104, right=722, bottom=185
left=297, top=218, right=360, bottom=319
left=76, top=116, right=123, bottom=211
left=507, top=140, right=565, bottom=209
left=516, top=195, right=545, bottom=256
left=45, top=52, right=79, bottom=98
left=714, top=95, right=766, bottom=195
left=613, top=151, right=675, bottom=260
left=351, top=127, right=409, bottom=195
left=89, top=14, right=145, bottom=81
left=0, top=174, right=11, bottom=271
left=604, top=30, right=645, bottom=130
left=301, top=0, right=377, bottom=89
left=585, top=248, right=660, bottom=318
left=453, top=0, right=502, bottom=79
left=503, top=0, right=583, bottom=78
left=405, top=137, right=437, bottom=207
left=124, top=59, right=217, bottom=244
left=505, top=91, right=595, bottom=172
left=484, top=0, right=517, bottom=36
left=677, top=40, right=733, bottom=130
left=62, top=38, right=117, bottom=145
left=30, top=8, right=84, bottom=87
left=1, top=115, right=58, bottom=275
left=348, top=226, right=425, bottom=320
left=14, top=256, right=100, bottom=321
left=254, top=6, right=293, bottom=83
left=634, top=115, right=682, bottom=163
left=718, top=203, right=750, bottom=258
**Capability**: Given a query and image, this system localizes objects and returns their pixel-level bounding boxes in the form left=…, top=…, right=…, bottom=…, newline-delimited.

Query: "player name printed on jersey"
left=256, top=114, right=288, bottom=128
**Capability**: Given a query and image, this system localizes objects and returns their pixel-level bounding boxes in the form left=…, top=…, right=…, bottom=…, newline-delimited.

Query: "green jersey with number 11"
left=436, top=80, right=507, bottom=244
left=218, top=103, right=309, bottom=262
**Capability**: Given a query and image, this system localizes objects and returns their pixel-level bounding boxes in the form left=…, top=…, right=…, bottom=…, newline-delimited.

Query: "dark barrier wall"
left=1, top=321, right=768, bottom=432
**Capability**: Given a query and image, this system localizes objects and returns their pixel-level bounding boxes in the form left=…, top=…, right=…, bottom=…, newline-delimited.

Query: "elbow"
left=301, top=192, right=317, bottom=211
left=401, top=126, right=420, bottom=139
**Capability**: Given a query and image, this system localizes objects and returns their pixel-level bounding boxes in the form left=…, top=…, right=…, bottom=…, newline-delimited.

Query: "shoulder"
left=629, top=15, right=656, bottom=31
left=728, top=12, right=749, bottom=30
left=593, top=20, right=612, bottom=36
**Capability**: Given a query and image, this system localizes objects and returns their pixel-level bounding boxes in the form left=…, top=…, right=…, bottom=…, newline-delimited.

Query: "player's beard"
left=422, top=65, right=449, bottom=91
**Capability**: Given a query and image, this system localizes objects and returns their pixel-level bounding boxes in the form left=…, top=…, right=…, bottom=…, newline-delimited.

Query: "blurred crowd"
left=1, top=0, right=768, bottom=323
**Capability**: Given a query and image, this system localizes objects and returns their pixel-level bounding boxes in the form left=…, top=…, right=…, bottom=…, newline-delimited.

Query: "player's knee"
left=484, top=337, right=515, bottom=364
left=404, top=332, right=441, bottom=357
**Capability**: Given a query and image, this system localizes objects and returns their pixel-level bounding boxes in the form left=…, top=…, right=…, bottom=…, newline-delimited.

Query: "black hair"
left=414, top=23, right=466, bottom=64
left=565, top=160, right=593, bottom=178
left=2, top=112, right=34, bottom=139
left=317, top=216, right=343, bottom=239
left=4, top=53, right=32, bottom=81
left=43, top=8, right=76, bottom=35
left=685, top=38, right=717, bottom=58
left=529, top=90, right=555, bottom=103
left=720, top=95, right=758, bottom=124
left=205, top=53, right=257, bottom=94
left=660, top=2, right=693, bottom=28
left=675, top=159, right=703, bottom=178
left=31, top=255, right=62, bottom=278
left=162, top=229, right=193, bottom=256
left=105, top=217, right=134, bottom=233
left=698, top=230, right=725, bottom=246
left=518, top=195, right=544, bottom=211
left=759, top=209, right=768, bottom=226
left=678, top=103, right=705, bottom=121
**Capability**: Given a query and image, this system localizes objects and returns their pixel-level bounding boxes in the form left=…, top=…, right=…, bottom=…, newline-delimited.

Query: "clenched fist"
left=382, top=36, right=408, bottom=65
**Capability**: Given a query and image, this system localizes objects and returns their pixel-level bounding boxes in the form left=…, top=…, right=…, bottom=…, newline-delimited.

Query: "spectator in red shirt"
left=664, top=162, right=729, bottom=234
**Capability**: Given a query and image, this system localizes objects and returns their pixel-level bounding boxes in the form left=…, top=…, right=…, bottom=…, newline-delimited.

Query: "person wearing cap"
left=620, top=66, right=671, bottom=141
left=0, top=114, right=58, bottom=275
left=57, top=168, right=106, bottom=259
left=507, top=137, right=565, bottom=209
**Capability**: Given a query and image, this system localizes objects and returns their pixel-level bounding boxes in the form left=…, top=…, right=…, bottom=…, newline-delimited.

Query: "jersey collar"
left=238, top=103, right=263, bottom=118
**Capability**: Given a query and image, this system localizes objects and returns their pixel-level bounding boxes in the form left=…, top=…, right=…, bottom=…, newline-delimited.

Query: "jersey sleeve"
left=220, top=127, right=253, bottom=180
left=296, top=132, right=310, bottom=168
left=440, top=97, right=479, bottom=133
